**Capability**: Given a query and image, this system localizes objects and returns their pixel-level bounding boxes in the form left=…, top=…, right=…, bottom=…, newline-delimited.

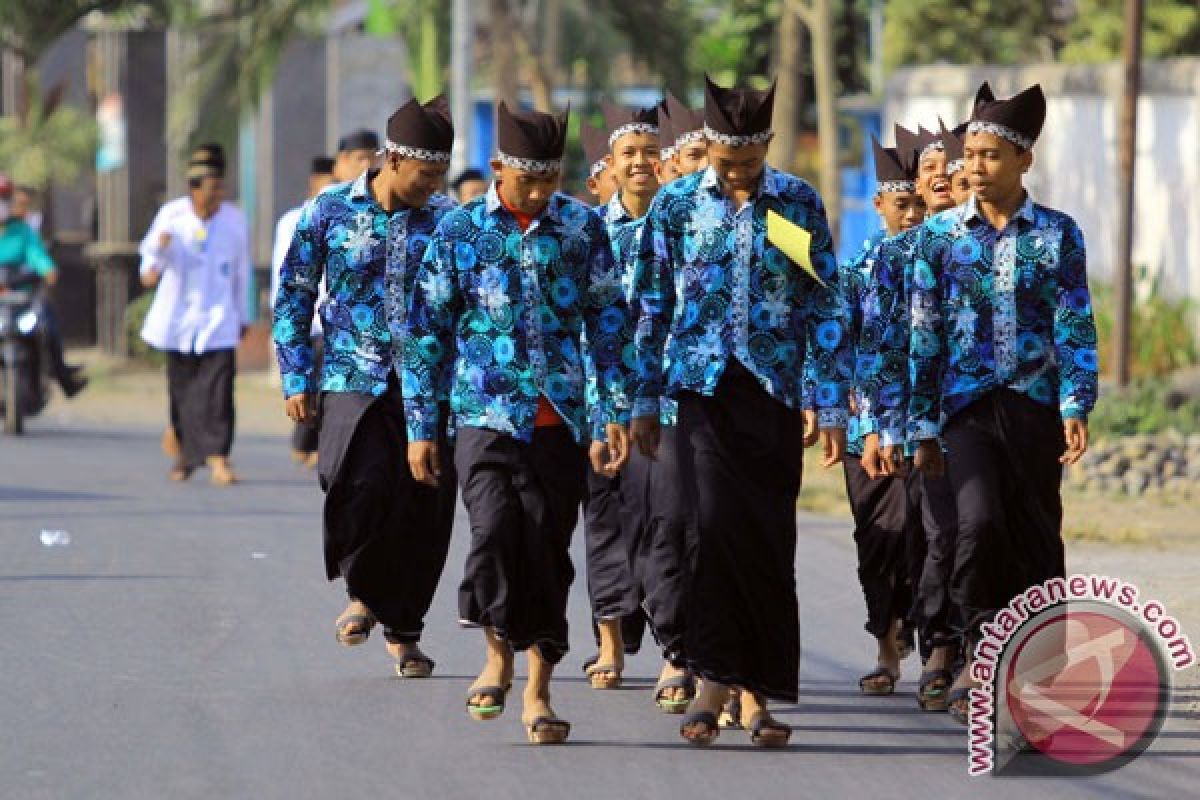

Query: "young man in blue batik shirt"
left=274, top=96, right=457, bottom=679
left=404, top=102, right=632, bottom=745
left=630, top=75, right=850, bottom=748
left=905, top=83, right=1098, bottom=723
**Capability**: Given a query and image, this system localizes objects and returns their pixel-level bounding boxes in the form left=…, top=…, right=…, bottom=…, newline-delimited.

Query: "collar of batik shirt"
left=483, top=181, right=568, bottom=231
left=697, top=163, right=786, bottom=205
left=962, top=191, right=1036, bottom=230
left=348, top=169, right=381, bottom=207
left=602, top=192, right=640, bottom=228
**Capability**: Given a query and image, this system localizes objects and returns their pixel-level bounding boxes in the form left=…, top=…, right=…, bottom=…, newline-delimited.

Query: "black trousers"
left=909, top=467, right=961, bottom=655
left=291, top=338, right=322, bottom=454
left=456, top=425, right=586, bottom=664
left=166, top=349, right=235, bottom=469
left=583, top=467, right=646, bottom=654
left=317, top=387, right=456, bottom=644
left=679, top=360, right=804, bottom=703
left=624, top=424, right=695, bottom=666
left=843, top=455, right=911, bottom=641
left=944, top=389, right=1066, bottom=648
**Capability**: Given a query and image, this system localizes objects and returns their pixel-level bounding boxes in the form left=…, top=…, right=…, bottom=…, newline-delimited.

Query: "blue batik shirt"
left=907, top=194, right=1098, bottom=441
left=630, top=165, right=850, bottom=427
left=403, top=184, right=630, bottom=445
left=806, top=229, right=885, bottom=456
left=273, top=170, right=455, bottom=398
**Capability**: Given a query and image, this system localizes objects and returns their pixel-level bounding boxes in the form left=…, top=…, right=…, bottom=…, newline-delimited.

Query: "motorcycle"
left=0, top=265, right=50, bottom=434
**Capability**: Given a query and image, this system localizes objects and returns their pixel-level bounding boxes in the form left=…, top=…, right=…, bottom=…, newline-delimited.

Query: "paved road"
left=2, top=421, right=1198, bottom=799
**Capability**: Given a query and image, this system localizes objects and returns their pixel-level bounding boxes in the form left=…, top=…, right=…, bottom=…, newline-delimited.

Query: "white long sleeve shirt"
left=139, top=197, right=251, bottom=353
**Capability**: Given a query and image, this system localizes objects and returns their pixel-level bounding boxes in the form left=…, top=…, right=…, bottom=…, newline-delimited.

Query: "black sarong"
left=909, top=467, right=961, bottom=655
left=583, top=466, right=645, bottom=653
left=166, top=349, right=235, bottom=469
left=456, top=425, right=586, bottom=664
left=317, top=384, right=456, bottom=644
left=678, top=360, right=804, bottom=702
left=944, top=389, right=1065, bottom=648
left=843, top=455, right=911, bottom=641
left=624, top=424, right=695, bottom=666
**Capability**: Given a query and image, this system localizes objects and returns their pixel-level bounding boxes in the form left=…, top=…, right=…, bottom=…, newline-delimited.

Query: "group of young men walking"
left=258, top=72, right=1097, bottom=748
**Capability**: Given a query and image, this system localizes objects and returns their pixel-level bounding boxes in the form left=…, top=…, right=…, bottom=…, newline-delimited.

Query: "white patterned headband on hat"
left=660, top=146, right=676, bottom=161
left=946, top=159, right=965, bottom=176
left=589, top=159, right=608, bottom=179
left=877, top=180, right=916, bottom=195
left=967, top=120, right=1034, bottom=151
left=497, top=151, right=563, bottom=174
left=607, top=122, right=659, bottom=148
left=379, top=140, right=452, bottom=163
left=703, top=125, right=772, bottom=147
left=919, top=141, right=945, bottom=161
left=674, top=129, right=705, bottom=149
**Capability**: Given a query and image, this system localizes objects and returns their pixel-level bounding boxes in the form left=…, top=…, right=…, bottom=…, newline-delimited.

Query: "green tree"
left=1059, top=0, right=1200, bottom=63
left=0, top=76, right=96, bottom=190
left=883, top=0, right=1054, bottom=70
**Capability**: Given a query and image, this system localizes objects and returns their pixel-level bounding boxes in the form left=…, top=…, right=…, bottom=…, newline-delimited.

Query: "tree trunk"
left=769, top=5, right=803, bottom=171
left=489, top=0, right=520, bottom=110
left=808, top=0, right=841, bottom=244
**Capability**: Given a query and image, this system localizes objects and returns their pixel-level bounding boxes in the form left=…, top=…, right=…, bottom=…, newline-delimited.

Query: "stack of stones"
left=1067, top=432, right=1200, bottom=498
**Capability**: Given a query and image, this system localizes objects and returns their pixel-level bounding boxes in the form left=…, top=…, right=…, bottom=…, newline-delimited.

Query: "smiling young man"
left=906, top=83, right=1098, bottom=723
left=580, top=119, right=618, bottom=207
left=630, top=75, right=849, bottom=748
left=578, top=101, right=662, bottom=693
left=274, top=95, right=457, bottom=678
left=404, top=102, right=632, bottom=745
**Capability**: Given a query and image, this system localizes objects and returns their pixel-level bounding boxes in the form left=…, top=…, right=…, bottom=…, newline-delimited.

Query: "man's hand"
left=141, top=268, right=161, bottom=289
left=1060, top=418, right=1089, bottom=466
left=408, top=440, right=440, bottom=487
left=860, top=433, right=883, bottom=479
left=285, top=392, right=314, bottom=424
left=914, top=439, right=945, bottom=478
left=880, top=444, right=908, bottom=478
left=631, top=415, right=661, bottom=459
left=590, top=424, right=630, bottom=478
left=802, top=409, right=819, bottom=448
left=158, top=231, right=172, bottom=251
left=820, top=427, right=847, bottom=468
left=44, top=269, right=59, bottom=287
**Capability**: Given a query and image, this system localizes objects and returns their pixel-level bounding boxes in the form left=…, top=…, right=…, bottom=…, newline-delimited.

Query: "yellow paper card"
left=766, top=210, right=826, bottom=288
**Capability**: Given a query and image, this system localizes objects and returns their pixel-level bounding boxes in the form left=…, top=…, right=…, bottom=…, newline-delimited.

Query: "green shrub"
left=1089, top=379, right=1200, bottom=438
left=1092, top=278, right=1198, bottom=380
left=124, top=291, right=165, bottom=367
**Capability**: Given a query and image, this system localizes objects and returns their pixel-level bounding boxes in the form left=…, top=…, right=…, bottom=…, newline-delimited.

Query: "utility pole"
left=450, top=0, right=472, bottom=176
left=1114, top=0, right=1144, bottom=388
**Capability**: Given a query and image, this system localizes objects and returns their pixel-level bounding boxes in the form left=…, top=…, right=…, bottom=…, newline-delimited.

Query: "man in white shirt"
left=271, top=156, right=335, bottom=468
left=139, top=143, right=251, bottom=485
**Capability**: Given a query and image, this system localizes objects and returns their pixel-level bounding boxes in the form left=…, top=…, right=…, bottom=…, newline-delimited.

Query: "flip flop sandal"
left=393, top=654, right=436, bottom=679
left=653, top=673, right=695, bottom=714
left=465, top=685, right=507, bottom=721
left=916, top=668, right=953, bottom=711
left=334, top=613, right=375, bottom=646
left=584, top=661, right=623, bottom=690
left=525, top=716, right=571, bottom=745
left=745, top=712, right=792, bottom=749
left=947, top=687, right=972, bottom=725
left=718, top=691, right=743, bottom=729
left=859, top=665, right=899, bottom=696
left=679, top=710, right=720, bottom=746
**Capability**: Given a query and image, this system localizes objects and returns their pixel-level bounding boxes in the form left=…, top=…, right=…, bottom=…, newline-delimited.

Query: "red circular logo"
left=1005, top=606, right=1168, bottom=769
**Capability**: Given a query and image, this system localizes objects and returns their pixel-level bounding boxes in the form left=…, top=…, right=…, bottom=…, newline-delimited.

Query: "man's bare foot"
left=303, top=452, right=319, bottom=469
left=681, top=679, right=727, bottom=745
left=467, top=628, right=514, bottom=719
left=386, top=641, right=435, bottom=678
left=654, top=661, right=693, bottom=712
left=168, top=461, right=192, bottom=482
left=522, top=646, right=569, bottom=744
left=739, top=691, right=791, bottom=748
left=207, top=456, right=239, bottom=486
left=947, top=659, right=981, bottom=724
left=334, top=600, right=375, bottom=646
left=861, top=622, right=901, bottom=695
left=586, top=619, right=624, bottom=689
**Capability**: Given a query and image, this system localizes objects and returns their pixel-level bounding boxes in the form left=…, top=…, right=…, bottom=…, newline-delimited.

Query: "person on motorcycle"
left=0, top=175, right=87, bottom=397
